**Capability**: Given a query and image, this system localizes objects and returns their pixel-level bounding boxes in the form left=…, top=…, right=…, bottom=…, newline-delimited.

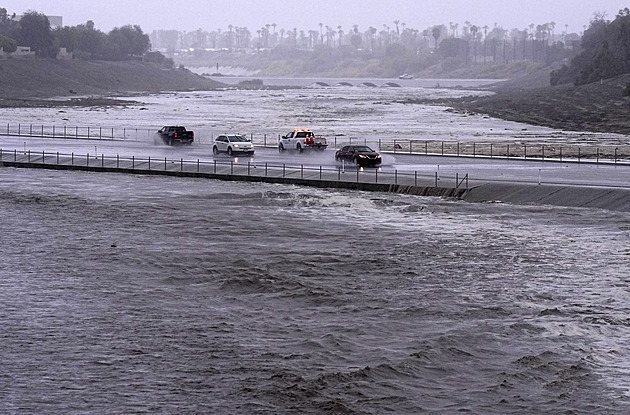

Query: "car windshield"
left=227, top=135, right=248, bottom=142
left=355, top=146, right=374, bottom=152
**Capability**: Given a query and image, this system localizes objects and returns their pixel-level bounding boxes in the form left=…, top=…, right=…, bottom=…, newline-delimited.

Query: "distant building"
left=0, top=46, right=36, bottom=58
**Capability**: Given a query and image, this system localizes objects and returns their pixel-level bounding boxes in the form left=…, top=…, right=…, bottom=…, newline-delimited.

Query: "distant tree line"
left=551, top=9, right=630, bottom=86
left=155, top=18, right=583, bottom=77
left=0, top=8, right=172, bottom=66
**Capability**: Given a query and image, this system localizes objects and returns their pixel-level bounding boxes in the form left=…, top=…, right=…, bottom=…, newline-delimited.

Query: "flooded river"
left=1, top=86, right=630, bottom=414
left=1, top=167, right=629, bottom=414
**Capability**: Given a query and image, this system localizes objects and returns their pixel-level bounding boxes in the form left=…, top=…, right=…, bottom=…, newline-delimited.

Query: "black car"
left=335, top=145, right=382, bottom=166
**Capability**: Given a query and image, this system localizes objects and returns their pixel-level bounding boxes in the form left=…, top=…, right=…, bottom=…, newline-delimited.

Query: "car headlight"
left=358, top=154, right=367, bottom=158
left=234, top=144, right=239, bottom=148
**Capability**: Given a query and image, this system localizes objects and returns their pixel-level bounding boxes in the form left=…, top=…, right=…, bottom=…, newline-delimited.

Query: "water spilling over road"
left=1, top=168, right=629, bottom=414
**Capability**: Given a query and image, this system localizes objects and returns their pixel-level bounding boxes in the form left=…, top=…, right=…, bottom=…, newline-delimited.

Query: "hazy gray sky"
left=3, top=0, right=628, bottom=34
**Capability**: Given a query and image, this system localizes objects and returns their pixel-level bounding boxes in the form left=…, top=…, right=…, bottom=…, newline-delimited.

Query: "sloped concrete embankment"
left=462, top=183, right=630, bottom=212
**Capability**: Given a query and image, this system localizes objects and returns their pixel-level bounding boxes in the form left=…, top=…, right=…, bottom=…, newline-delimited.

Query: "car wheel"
left=297, top=143, right=303, bottom=153
left=213, top=146, right=219, bottom=155
left=227, top=147, right=233, bottom=156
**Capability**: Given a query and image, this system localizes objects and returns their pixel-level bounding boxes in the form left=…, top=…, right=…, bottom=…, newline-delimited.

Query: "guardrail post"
left=214, top=160, right=216, bottom=174
left=414, top=171, right=417, bottom=186
left=435, top=172, right=438, bottom=187
left=264, top=134, right=267, bottom=147
left=615, top=147, right=618, bottom=164
left=111, top=128, right=114, bottom=139
left=87, top=153, right=90, bottom=167
left=473, top=143, right=476, bottom=157
left=457, top=142, right=460, bottom=157
left=542, top=145, right=545, bottom=161
left=230, top=160, right=233, bottom=175
left=425, top=141, right=428, bottom=155
left=88, top=127, right=90, bottom=139
left=247, top=161, right=250, bottom=176
left=524, top=144, right=527, bottom=159
left=30, top=124, right=32, bottom=136
left=441, top=141, right=444, bottom=156
left=132, top=156, right=135, bottom=169
left=148, top=157, right=151, bottom=170
left=282, top=164, right=285, bottom=177
left=320, top=165, right=322, bottom=180
left=394, top=139, right=397, bottom=153
left=53, top=126, right=55, bottom=137
left=165, top=157, right=167, bottom=171
left=56, top=152, right=59, bottom=165
left=578, top=147, right=581, bottom=163
left=597, top=148, right=599, bottom=164
left=75, top=126, right=78, bottom=139
left=197, top=159, right=200, bottom=172
left=490, top=143, right=493, bottom=158
left=117, top=155, right=120, bottom=168
left=560, top=146, right=562, bottom=161
left=42, top=150, right=45, bottom=164
left=395, top=170, right=398, bottom=185
left=301, top=164, right=304, bottom=179
left=102, top=154, right=104, bottom=168
left=28, top=150, right=30, bottom=163
left=338, top=167, right=341, bottom=181
left=507, top=144, right=510, bottom=158
left=409, top=140, right=412, bottom=154
left=181, top=158, right=183, bottom=172
left=99, top=127, right=102, bottom=139
left=456, top=172, right=459, bottom=188
left=14, top=149, right=16, bottom=161
left=265, top=163, right=268, bottom=177
left=356, top=167, right=359, bottom=183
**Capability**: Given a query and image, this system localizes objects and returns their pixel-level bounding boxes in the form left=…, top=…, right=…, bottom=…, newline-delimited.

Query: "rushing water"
left=1, top=167, right=629, bottom=414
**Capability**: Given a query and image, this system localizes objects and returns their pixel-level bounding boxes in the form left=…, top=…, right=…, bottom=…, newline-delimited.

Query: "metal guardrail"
left=0, top=148, right=469, bottom=190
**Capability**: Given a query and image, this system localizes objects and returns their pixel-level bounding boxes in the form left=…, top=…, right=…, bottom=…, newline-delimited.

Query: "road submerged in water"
left=1, top=87, right=630, bottom=414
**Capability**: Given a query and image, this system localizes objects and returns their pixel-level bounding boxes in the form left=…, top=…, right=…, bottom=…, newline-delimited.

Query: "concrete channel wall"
left=2, top=150, right=629, bottom=213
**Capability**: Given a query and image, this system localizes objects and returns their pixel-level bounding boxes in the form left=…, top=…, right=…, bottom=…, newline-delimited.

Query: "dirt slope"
left=0, top=59, right=223, bottom=100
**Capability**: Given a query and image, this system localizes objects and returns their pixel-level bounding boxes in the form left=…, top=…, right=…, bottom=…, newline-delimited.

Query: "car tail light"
left=175, top=132, right=178, bottom=138
left=304, top=138, right=308, bottom=144
left=192, top=132, right=194, bottom=138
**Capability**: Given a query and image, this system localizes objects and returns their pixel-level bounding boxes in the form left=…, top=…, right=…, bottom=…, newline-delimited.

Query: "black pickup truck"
left=157, top=126, right=194, bottom=145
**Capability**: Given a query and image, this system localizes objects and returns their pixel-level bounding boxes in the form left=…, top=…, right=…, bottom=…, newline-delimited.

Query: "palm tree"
left=471, top=25, right=478, bottom=63
left=394, top=20, right=400, bottom=40
left=432, top=26, right=441, bottom=51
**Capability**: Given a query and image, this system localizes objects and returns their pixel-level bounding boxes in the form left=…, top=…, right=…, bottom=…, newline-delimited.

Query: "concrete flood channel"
left=3, top=147, right=630, bottom=212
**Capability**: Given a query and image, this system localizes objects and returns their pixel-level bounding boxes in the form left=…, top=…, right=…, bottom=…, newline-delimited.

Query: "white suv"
left=213, top=134, right=255, bottom=156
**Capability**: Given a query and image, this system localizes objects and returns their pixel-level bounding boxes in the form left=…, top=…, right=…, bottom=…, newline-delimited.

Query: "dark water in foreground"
left=1, top=168, right=629, bottom=414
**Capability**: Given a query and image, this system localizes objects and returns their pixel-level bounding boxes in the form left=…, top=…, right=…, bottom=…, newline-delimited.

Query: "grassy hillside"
left=0, top=59, right=223, bottom=100
left=446, top=73, right=630, bottom=135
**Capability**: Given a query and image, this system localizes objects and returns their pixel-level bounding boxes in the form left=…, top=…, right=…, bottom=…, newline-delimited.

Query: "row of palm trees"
left=150, top=20, right=580, bottom=54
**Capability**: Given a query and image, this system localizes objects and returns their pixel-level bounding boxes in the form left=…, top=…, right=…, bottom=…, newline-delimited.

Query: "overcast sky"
left=3, top=0, right=628, bottom=34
